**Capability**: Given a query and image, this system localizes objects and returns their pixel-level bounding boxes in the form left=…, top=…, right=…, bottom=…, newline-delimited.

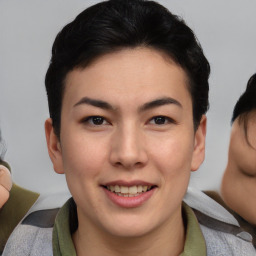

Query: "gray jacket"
left=184, top=187, right=256, bottom=256
left=3, top=187, right=256, bottom=256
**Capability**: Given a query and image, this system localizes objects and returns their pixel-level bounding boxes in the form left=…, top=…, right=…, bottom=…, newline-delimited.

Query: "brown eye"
left=91, top=116, right=104, bottom=125
left=83, top=116, right=109, bottom=125
left=154, top=116, right=167, bottom=125
left=149, top=116, right=172, bottom=125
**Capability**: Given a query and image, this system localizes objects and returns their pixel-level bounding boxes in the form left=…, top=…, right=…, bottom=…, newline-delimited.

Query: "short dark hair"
left=45, top=0, right=210, bottom=138
left=232, top=73, right=256, bottom=147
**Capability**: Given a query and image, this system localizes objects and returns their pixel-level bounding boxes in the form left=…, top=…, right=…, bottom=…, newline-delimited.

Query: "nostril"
left=135, top=161, right=143, bottom=167
left=109, top=144, right=148, bottom=169
left=115, top=162, right=123, bottom=167
left=113, top=161, right=145, bottom=170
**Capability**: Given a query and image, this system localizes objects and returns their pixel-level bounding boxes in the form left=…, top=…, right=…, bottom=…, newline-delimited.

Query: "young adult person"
left=3, top=0, right=255, bottom=255
left=207, top=73, right=256, bottom=248
left=0, top=131, right=39, bottom=254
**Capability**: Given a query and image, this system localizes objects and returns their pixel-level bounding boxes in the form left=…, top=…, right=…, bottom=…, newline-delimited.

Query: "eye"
left=149, top=116, right=174, bottom=125
left=83, top=116, right=109, bottom=126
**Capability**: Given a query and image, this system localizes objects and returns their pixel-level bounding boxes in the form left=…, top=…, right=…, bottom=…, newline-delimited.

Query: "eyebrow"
left=73, top=97, right=114, bottom=110
left=73, top=96, right=182, bottom=112
left=139, top=97, right=182, bottom=112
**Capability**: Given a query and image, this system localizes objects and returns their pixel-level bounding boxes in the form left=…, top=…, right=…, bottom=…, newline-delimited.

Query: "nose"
left=109, top=124, right=148, bottom=170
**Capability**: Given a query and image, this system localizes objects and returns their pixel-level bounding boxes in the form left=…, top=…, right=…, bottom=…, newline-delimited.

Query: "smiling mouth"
left=104, top=185, right=156, bottom=197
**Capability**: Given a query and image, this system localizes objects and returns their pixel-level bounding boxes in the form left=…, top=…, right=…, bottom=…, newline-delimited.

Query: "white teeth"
left=129, top=186, right=137, bottom=194
left=142, top=186, right=148, bottom=192
left=121, top=186, right=129, bottom=193
left=137, top=185, right=142, bottom=193
left=106, top=184, right=153, bottom=196
left=114, top=185, right=120, bottom=192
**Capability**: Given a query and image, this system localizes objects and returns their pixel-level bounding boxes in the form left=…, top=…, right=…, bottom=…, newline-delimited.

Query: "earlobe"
left=45, top=118, right=64, bottom=174
left=191, top=115, right=207, bottom=172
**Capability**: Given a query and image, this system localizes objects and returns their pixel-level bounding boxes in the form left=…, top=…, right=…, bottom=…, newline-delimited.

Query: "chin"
left=240, top=210, right=256, bottom=226
left=109, top=227, right=151, bottom=238
left=103, top=216, right=156, bottom=238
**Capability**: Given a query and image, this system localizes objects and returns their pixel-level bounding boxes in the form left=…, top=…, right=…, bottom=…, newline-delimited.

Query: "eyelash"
left=148, top=116, right=176, bottom=125
left=82, top=116, right=110, bottom=126
left=81, top=115, right=176, bottom=127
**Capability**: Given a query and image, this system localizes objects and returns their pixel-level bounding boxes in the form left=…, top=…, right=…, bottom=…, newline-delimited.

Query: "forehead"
left=63, top=47, right=192, bottom=110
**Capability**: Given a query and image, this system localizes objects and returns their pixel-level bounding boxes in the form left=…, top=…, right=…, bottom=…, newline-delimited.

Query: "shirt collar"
left=53, top=199, right=206, bottom=256
left=180, top=202, right=206, bottom=256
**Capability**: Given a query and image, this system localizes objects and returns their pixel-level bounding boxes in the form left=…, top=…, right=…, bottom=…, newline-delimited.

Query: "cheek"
left=149, top=134, right=194, bottom=177
left=240, top=150, right=256, bottom=176
left=230, top=136, right=256, bottom=175
left=149, top=137, right=193, bottom=213
left=61, top=134, right=109, bottom=180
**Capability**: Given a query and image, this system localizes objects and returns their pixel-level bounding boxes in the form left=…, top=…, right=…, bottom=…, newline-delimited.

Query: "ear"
left=45, top=118, right=64, bottom=174
left=191, top=115, right=207, bottom=172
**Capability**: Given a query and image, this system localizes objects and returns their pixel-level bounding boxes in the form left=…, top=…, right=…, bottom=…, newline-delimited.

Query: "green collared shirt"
left=180, top=203, right=206, bottom=256
left=53, top=198, right=206, bottom=256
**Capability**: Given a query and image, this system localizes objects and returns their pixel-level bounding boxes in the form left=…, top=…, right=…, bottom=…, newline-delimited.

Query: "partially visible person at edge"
left=3, top=0, right=255, bottom=255
left=0, top=130, right=39, bottom=254
left=206, top=73, right=256, bottom=248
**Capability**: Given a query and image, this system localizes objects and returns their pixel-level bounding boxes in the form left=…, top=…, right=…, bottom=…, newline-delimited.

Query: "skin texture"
left=0, top=165, right=12, bottom=208
left=221, top=111, right=256, bottom=225
left=45, top=47, right=206, bottom=256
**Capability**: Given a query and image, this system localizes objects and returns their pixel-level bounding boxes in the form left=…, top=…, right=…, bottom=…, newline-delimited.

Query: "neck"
left=73, top=207, right=185, bottom=256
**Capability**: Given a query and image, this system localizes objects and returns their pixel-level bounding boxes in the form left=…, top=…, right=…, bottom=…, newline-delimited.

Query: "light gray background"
left=0, top=0, right=256, bottom=195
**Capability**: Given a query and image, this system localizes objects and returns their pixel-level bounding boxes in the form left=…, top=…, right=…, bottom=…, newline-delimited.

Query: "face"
left=46, top=48, right=206, bottom=238
left=230, top=113, right=256, bottom=175
left=0, top=165, right=12, bottom=208
left=222, top=111, right=256, bottom=224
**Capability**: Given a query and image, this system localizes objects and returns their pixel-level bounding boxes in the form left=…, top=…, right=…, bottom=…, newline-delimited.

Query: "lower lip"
left=103, top=187, right=156, bottom=208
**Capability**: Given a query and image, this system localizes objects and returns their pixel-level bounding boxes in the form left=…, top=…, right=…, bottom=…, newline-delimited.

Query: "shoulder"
left=0, top=184, right=39, bottom=254
left=184, top=187, right=256, bottom=256
left=199, top=225, right=255, bottom=256
left=2, top=221, right=54, bottom=256
left=205, top=190, right=256, bottom=249
left=2, top=191, right=71, bottom=256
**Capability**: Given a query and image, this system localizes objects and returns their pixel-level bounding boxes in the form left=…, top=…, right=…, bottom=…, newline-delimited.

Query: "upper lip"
left=103, top=180, right=156, bottom=187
